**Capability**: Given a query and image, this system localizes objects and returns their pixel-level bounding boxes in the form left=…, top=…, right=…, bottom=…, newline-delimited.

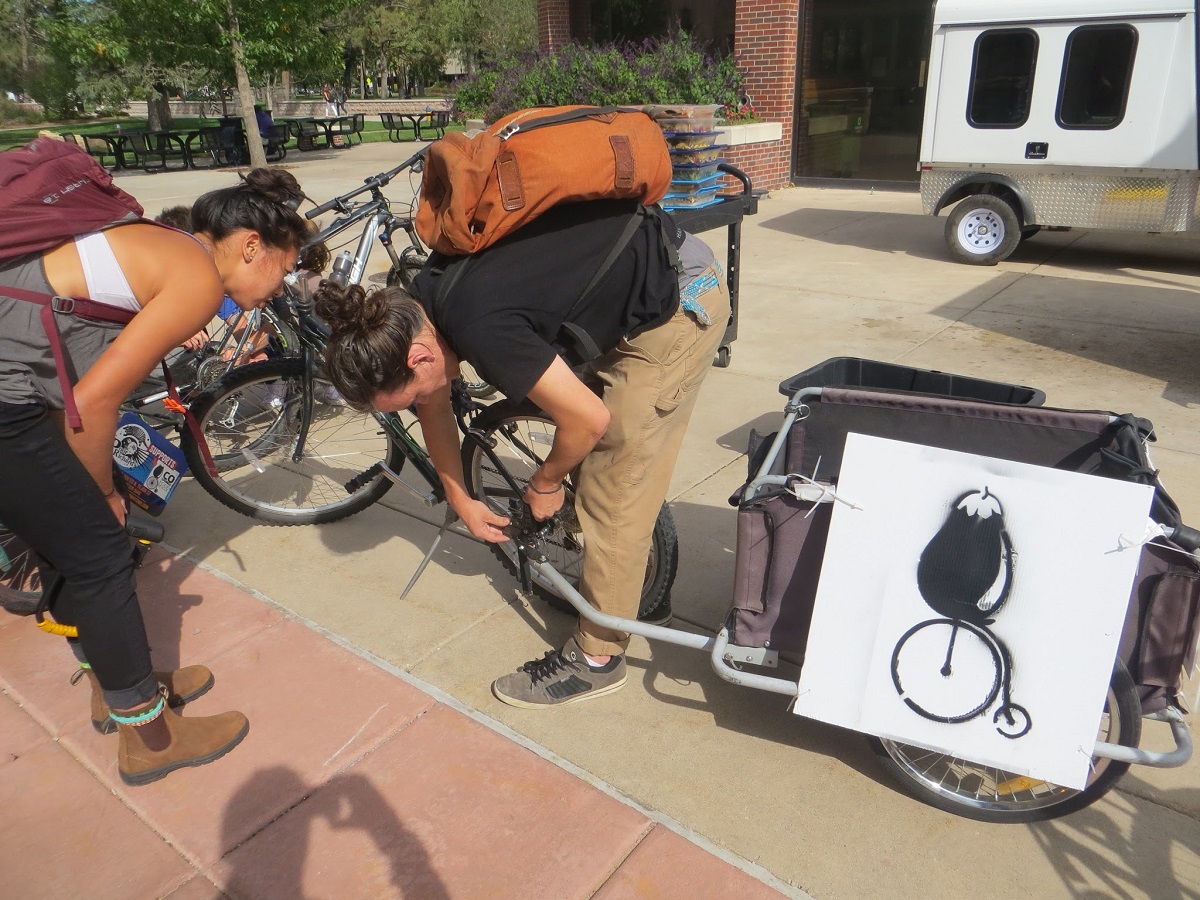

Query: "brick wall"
left=539, top=0, right=572, bottom=53
left=724, top=142, right=784, bottom=193
left=732, top=0, right=800, bottom=189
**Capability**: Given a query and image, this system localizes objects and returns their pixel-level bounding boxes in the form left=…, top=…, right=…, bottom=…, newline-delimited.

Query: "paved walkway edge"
left=174, top=543, right=814, bottom=900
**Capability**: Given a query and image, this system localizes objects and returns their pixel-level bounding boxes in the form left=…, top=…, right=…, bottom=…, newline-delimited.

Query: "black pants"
left=0, top=402, right=156, bottom=709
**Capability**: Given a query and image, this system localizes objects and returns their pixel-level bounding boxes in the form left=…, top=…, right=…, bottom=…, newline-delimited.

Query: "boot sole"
left=92, top=673, right=215, bottom=736
left=119, top=719, right=250, bottom=787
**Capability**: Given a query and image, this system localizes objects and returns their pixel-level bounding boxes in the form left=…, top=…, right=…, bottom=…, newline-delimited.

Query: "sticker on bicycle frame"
left=113, top=411, right=189, bottom=516
left=793, top=434, right=1154, bottom=791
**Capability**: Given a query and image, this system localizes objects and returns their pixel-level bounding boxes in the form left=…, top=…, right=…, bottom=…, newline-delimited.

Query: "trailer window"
left=1057, top=26, right=1137, bottom=129
left=968, top=29, right=1038, bottom=128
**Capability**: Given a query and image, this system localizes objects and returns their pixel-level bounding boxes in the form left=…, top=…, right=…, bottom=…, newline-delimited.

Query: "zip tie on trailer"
left=784, top=472, right=862, bottom=516
left=1113, top=521, right=1173, bottom=554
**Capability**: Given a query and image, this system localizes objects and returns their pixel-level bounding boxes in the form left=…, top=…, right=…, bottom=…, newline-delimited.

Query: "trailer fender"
left=932, top=176, right=1033, bottom=225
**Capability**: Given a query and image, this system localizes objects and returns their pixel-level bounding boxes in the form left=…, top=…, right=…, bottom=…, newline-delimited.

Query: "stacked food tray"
left=644, top=104, right=727, bottom=211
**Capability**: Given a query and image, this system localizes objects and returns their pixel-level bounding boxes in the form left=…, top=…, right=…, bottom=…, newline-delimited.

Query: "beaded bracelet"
left=527, top=480, right=563, bottom=495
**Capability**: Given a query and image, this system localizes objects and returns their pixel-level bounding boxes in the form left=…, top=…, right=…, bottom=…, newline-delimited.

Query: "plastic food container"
left=661, top=187, right=722, bottom=209
left=667, top=173, right=725, bottom=194
left=643, top=103, right=723, bottom=120
left=670, top=160, right=724, bottom=182
left=662, top=131, right=722, bottom=150
left=655, top=117, right=720, bottom=134
left=669, top=146, right=723, bottom=165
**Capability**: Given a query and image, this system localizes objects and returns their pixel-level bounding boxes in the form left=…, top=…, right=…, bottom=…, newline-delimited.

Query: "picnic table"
left=379, top=110, right=451, bottom=142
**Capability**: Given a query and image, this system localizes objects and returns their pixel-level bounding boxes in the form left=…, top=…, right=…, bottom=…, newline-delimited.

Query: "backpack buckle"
left=498, top=124, right=520, bottom=140
left=51, top=295, right=76, bottom=314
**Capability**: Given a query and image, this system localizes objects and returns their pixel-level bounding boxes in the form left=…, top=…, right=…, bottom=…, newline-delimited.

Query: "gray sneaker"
left=491, top=637, right=627, bottom=709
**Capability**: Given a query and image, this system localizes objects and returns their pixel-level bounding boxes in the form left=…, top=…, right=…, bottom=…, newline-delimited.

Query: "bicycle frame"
left=301, top=148, right=428, bottom=288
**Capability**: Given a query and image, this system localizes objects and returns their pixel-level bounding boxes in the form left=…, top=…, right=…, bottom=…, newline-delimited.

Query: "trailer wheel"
left=945, top=195, right=1021, bottom=265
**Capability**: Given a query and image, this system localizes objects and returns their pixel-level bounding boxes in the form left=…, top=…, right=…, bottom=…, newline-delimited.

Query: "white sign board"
left=793, top=434, right=1155, bottom=790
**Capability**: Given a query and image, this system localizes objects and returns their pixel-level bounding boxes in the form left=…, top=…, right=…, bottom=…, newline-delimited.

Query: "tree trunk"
left=146, top=90, right=172, bottom=132
left=226, top=0, right=267, bottom=168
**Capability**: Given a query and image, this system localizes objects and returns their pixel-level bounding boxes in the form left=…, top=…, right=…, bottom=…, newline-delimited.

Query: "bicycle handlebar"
left=305, top=147, right=430, bottom=220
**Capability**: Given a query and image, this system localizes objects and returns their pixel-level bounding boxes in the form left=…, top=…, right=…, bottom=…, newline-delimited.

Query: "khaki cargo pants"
left=574, top=262, right=730, bottom=657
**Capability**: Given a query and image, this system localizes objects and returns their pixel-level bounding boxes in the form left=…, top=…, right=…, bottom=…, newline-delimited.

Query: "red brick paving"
left=0, top=550, right=784, bottom=898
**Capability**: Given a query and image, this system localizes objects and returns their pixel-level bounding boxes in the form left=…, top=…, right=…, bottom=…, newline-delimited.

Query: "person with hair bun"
left=0, top=167, right=309, bottom=785
left=317, top=199, right=729, bottom=709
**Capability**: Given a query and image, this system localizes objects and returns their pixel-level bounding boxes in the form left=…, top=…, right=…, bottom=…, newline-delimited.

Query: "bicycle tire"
left=460, top=400, right=677, bottom=621
left=181, top=357, right=400, bottom=525
left=387, top=247, right=426, bottom=292
left=870, top=661, right=1141, bottom=823
left=0, top=527, right=41, bottom=615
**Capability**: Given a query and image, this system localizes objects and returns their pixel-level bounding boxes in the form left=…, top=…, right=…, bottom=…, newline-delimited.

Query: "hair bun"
left=241, top=167, right=304, bottom=207
left=313, top=282, right=392, bottom=337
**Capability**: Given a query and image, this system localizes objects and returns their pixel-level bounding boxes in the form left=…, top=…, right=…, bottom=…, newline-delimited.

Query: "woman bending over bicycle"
left=0, top=168, right=309, bottom=785
left=315, top=199, right=729, bottom=710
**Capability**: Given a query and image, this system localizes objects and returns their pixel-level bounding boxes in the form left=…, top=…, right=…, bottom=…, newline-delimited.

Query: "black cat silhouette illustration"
left=916, top=488, right=1013, bottom=625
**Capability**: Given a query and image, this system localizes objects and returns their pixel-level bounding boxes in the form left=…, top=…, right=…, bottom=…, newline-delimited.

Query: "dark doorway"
left=795, top=0, right=933, bottom=182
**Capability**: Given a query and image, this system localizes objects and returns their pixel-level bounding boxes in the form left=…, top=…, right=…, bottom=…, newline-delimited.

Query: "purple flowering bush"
left=454, top=32, right=743, bottom=123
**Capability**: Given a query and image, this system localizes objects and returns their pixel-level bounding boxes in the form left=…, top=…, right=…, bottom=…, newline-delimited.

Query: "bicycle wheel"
left=461, top=400, right=677, bottom=621
left=181, top=357, right=400, bottom=525
left=387, top=246, right=426, bottom=292
left=0, top=527, right=41, bottom=616
left=870, top=661, right=1141, bottom=823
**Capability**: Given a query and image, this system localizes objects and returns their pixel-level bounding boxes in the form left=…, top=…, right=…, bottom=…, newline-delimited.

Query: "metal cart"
left=669, top=163, right=760, bottom=367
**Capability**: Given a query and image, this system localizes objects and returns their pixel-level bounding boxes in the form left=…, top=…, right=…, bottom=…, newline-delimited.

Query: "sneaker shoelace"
left=520, top=649, right=578, bottom=685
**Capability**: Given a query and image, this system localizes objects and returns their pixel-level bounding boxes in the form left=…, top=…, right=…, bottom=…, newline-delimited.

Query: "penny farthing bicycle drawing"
left=890, top=487, right=1032, bottom=739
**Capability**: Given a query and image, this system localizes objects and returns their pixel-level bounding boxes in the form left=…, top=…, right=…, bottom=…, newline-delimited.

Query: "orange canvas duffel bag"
left=415, top=105, right=673, bottom=256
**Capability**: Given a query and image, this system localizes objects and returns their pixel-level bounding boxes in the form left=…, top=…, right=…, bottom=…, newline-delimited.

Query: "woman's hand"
left=182, top=330, right=208, bottom=352
left=455, top=498, right=510, bottom=543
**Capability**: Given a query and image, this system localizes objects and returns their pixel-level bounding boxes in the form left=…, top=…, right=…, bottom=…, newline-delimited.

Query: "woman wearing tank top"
left=0, top=169, right=310, bottom=786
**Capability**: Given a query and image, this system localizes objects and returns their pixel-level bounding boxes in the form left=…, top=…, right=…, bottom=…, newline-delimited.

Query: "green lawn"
left=0, top=115, right=461, bottom=151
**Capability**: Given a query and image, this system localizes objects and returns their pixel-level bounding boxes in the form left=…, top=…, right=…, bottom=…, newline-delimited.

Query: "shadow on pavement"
left=1030, top=776, right=1200, bottom=898
left=221, top=765, right=450, bottom=899
left=932, top=273, right=1200, bottom=408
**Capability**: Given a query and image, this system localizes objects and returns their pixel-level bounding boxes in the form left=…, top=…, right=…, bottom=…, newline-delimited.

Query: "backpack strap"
left=2, top=286, right=137, bottom=428
left=558, top=205, right=684, bottom=364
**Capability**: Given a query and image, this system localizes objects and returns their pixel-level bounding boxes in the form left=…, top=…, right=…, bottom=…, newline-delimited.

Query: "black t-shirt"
left=412, top=199, right=681, bottom=402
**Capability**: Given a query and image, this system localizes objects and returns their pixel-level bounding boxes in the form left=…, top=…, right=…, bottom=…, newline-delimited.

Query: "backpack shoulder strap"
left=2, top=286, right=138, bottom=428
left=558, top=205, right=683, bottom=363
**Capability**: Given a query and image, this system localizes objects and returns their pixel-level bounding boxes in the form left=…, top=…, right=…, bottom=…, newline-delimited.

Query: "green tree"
left=106, top=0, right=351, bottom=166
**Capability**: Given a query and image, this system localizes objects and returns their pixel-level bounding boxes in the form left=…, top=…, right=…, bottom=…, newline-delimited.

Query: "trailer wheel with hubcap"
left=945, top=194, right=1022, bottom=265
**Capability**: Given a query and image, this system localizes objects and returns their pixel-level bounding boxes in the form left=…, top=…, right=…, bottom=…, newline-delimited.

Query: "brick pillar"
left=733, top=0, right=800, bottom=189
left=539, top=0, right=572, bottom=53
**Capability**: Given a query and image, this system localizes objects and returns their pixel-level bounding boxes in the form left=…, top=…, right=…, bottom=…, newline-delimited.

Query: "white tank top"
left=74, top=231, right=140, bottom=311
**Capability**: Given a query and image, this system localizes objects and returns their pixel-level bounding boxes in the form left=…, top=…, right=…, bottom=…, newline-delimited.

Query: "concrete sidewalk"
left=0, top=548, right=794, bottom=899
left=3, top=141, right=1199, bottom=898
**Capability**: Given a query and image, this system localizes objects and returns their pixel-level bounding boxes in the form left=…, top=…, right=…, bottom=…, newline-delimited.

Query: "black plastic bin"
left=778, top=357, right=1045, bottom=407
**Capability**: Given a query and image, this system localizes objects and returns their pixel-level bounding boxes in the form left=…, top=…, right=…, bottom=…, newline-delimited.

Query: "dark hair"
left=155, top=204, right=193, bottom=231
left=190, top=168, right=308, bottom=252
left=298, top=234, right=330, bottom=274
left=314, top=282, right=426, bottom=411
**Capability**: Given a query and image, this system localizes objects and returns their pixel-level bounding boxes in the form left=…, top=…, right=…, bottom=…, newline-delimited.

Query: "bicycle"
left=177, top=152, right=677, bottom=620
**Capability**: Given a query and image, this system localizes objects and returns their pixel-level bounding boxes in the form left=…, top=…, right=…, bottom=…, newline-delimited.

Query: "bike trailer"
left=730, top=358, right=1200, bottom=718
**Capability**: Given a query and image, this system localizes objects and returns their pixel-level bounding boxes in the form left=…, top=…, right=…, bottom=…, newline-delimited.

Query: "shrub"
left=455, top=32, right=742, bottom=123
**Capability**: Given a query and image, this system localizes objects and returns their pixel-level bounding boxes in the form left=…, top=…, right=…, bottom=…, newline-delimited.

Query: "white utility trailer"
left=920, top=0, right=1199, bottom=264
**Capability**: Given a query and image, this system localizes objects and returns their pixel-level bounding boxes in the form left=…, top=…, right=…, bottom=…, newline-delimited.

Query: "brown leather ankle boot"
left=78, top=666, right=216, bottom=735
left=114, top=690, right=249, bottom=786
